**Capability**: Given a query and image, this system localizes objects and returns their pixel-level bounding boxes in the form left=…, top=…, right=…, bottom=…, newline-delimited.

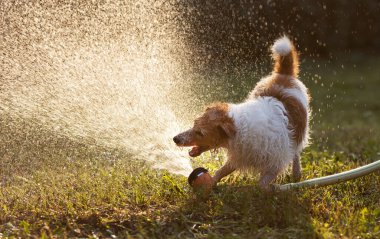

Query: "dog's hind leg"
left=258, top=170, right=280, bottom=191
left=213, top=162, right=235, bottom=185
left=292, top=154, right=302, bottom=182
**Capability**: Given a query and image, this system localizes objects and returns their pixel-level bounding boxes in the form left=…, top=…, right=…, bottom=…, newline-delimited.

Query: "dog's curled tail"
left=271, top=36, right=299, bottom=77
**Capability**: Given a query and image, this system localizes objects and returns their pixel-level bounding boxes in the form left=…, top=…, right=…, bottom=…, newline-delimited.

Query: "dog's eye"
left=195, top=130, right=204, bottom=137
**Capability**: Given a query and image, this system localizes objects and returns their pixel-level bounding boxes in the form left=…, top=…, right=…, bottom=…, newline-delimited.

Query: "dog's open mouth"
left=189, top=146, right=209, bottom=157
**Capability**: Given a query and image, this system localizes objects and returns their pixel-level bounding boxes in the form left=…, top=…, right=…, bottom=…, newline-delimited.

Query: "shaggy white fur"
left=227, top=97, right=295, bottom=175
left=272, top=36, right=292, bottom=56
left=246, top=74, right=310, bottom=152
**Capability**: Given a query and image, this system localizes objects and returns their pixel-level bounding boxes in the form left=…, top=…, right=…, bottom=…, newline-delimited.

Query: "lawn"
left=1, top=55, right=379, bottom=238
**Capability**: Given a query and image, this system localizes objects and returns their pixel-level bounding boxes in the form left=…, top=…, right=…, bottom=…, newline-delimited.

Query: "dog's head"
left=173, top=103, right=236, bottom=157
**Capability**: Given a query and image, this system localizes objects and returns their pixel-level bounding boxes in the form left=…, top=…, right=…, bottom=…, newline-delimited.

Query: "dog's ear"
left=218, top=122, right=236, bottom=138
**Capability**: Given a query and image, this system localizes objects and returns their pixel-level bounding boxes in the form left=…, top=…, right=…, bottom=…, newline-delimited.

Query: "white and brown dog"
left=173, top=36, right=310, bottom=190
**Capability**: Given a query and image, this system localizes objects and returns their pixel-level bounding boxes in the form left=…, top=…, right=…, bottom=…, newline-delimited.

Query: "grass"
left=1, top=55, right=380, bottom=238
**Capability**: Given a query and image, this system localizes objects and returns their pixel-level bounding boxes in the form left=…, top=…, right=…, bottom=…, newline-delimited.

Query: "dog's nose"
left=173, top=136, right=180, bottom=144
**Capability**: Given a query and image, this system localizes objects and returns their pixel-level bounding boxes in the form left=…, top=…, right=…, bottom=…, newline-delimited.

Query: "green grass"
left=1, top=56, right=380, bottom=238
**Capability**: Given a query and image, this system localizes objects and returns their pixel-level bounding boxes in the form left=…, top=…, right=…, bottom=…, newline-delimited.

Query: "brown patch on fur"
left=273, top=44, right=299, bottom=77
left=252, top=75, right=307, bottom=144
left=192, top=103, right=236, bottom=148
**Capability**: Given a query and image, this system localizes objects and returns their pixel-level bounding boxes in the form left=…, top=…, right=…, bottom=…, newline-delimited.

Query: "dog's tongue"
left=189, top=146, right=202, bottom=157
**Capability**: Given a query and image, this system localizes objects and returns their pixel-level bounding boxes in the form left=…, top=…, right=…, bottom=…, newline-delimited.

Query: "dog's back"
left=249, top=36, right=310, bottom=152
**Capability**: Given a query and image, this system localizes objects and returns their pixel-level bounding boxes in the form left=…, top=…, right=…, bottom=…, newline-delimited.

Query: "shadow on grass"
left=115, top=184, right=320, bottom=238
left=179, top=185, right=319, bottom=238
left=41, top=183, right=320, bottom=238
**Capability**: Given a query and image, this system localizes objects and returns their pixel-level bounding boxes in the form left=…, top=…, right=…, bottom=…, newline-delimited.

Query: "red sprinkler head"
left=188, top=167, right=213, bottom=197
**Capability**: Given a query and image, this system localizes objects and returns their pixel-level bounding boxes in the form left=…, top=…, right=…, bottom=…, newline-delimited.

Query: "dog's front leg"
left=213, top=162, right=235, bottom=185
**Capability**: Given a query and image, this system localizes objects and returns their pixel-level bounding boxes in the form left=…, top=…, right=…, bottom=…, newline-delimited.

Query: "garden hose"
left=278, top=160, right=380, bottom=191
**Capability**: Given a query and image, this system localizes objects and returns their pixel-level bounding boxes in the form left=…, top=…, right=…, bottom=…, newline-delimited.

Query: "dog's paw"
left=211, top=177, right=219, bottom=188
left=258, top=183, right=281, bottom=193
left=271, top=183, right=281, bottom=192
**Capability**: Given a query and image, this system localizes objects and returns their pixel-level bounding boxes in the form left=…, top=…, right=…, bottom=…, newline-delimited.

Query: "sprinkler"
left=188, top=167, right=214, bottom=197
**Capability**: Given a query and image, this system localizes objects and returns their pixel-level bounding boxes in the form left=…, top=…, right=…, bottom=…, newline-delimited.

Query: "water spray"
left=1, top=0, right=194, bottom=176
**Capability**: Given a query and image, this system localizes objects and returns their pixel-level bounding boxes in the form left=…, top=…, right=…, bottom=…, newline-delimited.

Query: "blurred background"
left=180, top=0, right=380, bottom=69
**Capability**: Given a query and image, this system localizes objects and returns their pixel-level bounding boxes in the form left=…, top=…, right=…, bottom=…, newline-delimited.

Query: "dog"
left=173, top=36, right=310, bottom=190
